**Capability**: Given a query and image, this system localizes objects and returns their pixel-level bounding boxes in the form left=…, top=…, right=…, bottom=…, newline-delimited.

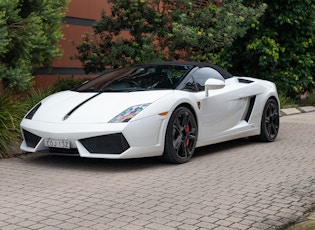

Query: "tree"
left=170, top=0, right=266, bottom=62
left=0, top=0, right=69, bottom=91
left=76, top=0, right=188, bottom=73
left=221, top=0, right=315, bottom=97
left=76, top=0, right=266, bottom=73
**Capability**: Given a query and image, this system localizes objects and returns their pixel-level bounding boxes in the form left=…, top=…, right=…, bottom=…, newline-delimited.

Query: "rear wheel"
left=253, top=98, right=280, bottom=142
left=162, top=107, right=197, bottom=163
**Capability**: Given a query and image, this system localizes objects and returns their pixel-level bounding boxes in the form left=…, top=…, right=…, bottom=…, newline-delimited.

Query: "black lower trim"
left=48, top=147, right=79, bottom=155
left=63, top=16, right=96, bottom=27
left=34, top=68, right=93, bottom=75
left=34, top=68, right=109, bottom=76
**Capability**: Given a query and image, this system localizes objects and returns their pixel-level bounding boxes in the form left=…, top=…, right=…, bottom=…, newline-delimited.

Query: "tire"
left=252, top=98, right=280, bottom=142
left=162, top=107, right=198, bottom=163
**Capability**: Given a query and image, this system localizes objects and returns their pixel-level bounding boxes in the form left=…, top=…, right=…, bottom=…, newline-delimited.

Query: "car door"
left=190, top=68, right=249, bottom=141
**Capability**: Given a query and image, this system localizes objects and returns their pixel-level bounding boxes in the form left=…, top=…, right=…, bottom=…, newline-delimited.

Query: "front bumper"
left=20, top=116, right=167, bottom=159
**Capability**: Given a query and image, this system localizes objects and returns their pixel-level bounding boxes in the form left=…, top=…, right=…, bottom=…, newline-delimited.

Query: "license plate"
left=44, top=138, right=70, bottom=149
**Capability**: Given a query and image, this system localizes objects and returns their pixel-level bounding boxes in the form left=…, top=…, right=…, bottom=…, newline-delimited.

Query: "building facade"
left=34, top=0, right=110, bottom=89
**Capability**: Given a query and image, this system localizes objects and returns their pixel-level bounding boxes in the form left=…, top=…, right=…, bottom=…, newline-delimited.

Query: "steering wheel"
left=166, top=73, right=173, bottom=85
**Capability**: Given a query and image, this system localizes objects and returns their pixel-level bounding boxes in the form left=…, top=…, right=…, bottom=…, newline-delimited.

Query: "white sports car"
left=20, top=62, right=280, bottom=163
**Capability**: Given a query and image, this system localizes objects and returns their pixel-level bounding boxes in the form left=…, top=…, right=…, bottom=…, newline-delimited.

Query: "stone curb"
left=280, top=106, right=315, bottom=116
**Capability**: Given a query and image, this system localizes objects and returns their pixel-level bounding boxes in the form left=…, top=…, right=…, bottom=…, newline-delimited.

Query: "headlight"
left=110, top=103, right=151, bottom=123
left=25, top=103, right=41, bottom=120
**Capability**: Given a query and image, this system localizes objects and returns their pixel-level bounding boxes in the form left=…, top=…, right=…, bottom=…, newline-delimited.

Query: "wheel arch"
left=253, top=95, right=280, bottom=142
left=172, top=102, right=199, bottom=131
left=268, top=95, right=280, bottom=107
left=263, top=95, right=280, bottom=113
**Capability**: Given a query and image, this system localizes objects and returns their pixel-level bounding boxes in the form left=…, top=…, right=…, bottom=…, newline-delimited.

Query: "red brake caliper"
left=185, top=124, right=190, bottom=146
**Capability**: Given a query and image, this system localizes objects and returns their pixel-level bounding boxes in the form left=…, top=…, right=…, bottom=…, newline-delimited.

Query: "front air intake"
left=79, top=133, right=130, bottom=154
left=23, top=130, right=41, bottom=148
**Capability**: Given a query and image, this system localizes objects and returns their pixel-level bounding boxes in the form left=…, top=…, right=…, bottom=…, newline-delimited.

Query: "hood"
left=31, top=90, right=173, bottom=123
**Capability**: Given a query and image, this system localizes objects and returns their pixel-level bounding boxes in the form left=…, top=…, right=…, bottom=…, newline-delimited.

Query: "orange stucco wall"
left=67, top=0, right=110, bottom=20
left=34, top=75, right=97, bottom=89
left=53, top=25, right=94, bottom=68
left=34, top=0, right=109, bottom=89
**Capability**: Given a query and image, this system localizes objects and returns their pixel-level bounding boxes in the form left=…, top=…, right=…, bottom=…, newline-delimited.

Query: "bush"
left=222, top=0, right=315, bottom=98
left=298, top=91, right=315, bottom=107
left=0, top=89, right=52, bottom=158
left=0, top=0, right=69, bottom=91
left=278, top=92, right=296, bottom=109
left=0, top=91, right=23, bottom=158
left=52, top=77, right=89, bottom=92
left=307, top=92, right=315, bottom=106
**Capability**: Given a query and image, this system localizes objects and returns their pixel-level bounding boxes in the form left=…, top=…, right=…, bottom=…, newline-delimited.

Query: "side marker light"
left=158, top=112, right=169, bottom=116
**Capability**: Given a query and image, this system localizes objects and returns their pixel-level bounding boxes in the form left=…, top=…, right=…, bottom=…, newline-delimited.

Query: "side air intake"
left=244, top=96, right=256, bottom=122
left=238, top=78, right=254, bottom=84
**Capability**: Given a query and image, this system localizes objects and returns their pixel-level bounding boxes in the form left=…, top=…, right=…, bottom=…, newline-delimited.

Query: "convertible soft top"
left=146, top=61, right=233, bottom=79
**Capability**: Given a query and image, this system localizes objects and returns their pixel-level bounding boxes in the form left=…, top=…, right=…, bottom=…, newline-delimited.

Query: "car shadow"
left=22, top=153, right=166, bottom=172
left=21, top=138, right=254, bottom=172
left=194, top=138, right=254, bottom=158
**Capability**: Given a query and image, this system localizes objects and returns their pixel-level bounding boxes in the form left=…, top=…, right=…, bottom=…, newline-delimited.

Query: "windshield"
left=75, top=64, right=193, bottom=92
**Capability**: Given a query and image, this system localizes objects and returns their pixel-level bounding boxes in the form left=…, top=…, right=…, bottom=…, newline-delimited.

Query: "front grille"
left=80, top=133, right=130, bottom=154
left=23, top=130, right=41, bottom=148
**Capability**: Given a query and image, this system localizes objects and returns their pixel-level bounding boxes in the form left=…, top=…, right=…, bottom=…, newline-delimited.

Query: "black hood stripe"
left=63, top=92, right=101, bottom=120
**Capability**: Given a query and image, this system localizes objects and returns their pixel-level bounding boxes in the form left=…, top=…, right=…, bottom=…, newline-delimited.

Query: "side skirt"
left=196, top=128, right=260, bottom=148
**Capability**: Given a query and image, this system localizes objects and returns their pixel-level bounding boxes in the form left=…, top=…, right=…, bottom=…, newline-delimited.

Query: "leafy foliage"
left=76, top=0, right=265, bottom=72
left=52, top=77, right=90, bottom=92
left=0, top=91, right=24, bottom=158
left=0, top=0, right=69, bottom=91
left=221, top=0, right=315, bottom=97
left=278, top=92, right=295, bottom=109
left=77, top=0, right=167, bottom=73
left=0, top=89, right=52, bottom=158
left=170, top=0, right=266, bottom=62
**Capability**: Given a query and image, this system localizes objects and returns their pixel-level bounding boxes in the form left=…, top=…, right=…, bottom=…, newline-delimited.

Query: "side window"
left=193, top=67, right=225, bottom=91
left=181, top=76, right=196, bottom=92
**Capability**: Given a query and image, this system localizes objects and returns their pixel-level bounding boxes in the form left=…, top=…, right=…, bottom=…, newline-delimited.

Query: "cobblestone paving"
left=0, top=113, right=314, bottom=230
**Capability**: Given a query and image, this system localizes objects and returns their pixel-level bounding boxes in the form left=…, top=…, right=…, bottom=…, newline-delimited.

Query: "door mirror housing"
left=205, top=78, right=225, bottom=96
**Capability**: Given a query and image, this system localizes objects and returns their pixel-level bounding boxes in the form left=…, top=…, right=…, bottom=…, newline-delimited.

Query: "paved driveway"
left=0, top=113, right=314, bottom=230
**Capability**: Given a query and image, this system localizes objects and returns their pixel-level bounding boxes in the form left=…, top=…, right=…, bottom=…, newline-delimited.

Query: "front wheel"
left=162, top=107, right=197, bottom=164
left=253, top=98, right=280, bottom=142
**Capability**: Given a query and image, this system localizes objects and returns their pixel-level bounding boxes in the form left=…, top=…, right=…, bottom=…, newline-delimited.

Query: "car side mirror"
left=205, top=78, right=225, bottom=96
